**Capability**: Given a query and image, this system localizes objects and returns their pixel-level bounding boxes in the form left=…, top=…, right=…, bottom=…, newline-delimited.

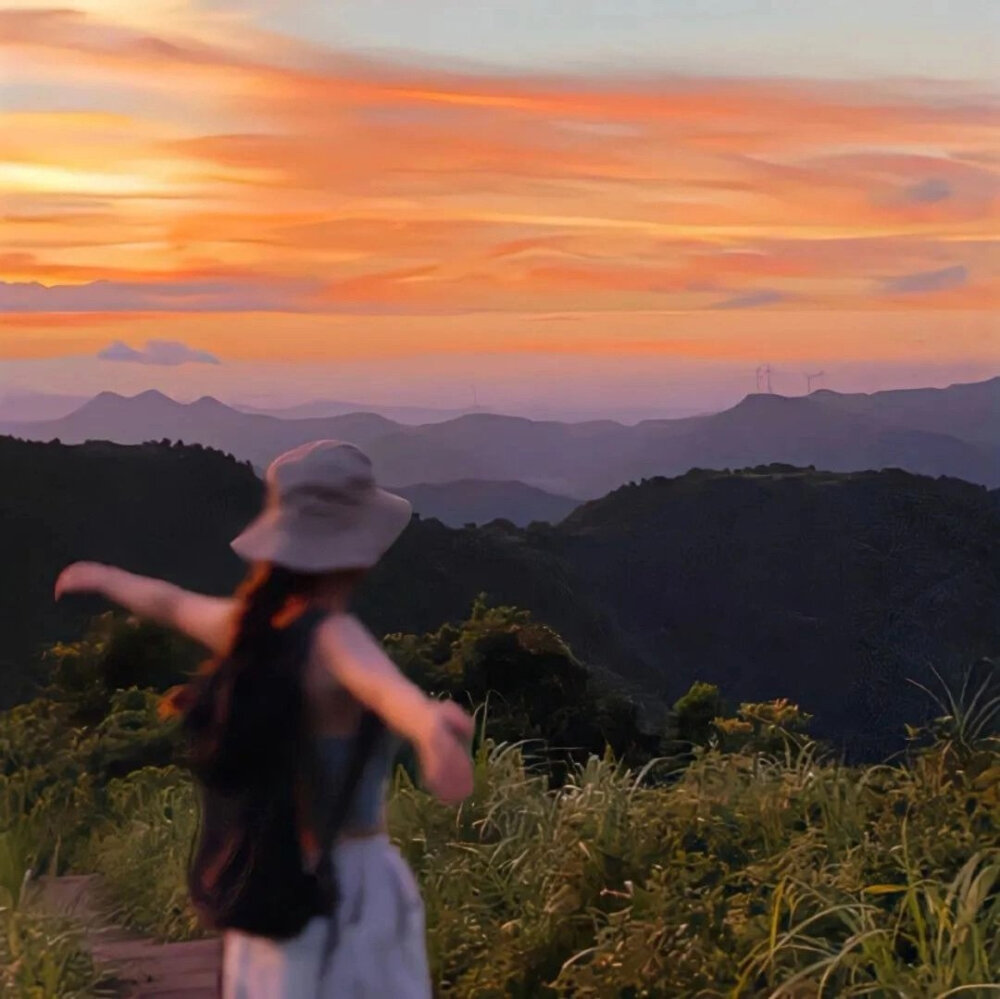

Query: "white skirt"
left=221, top=835, right=431, bottom=999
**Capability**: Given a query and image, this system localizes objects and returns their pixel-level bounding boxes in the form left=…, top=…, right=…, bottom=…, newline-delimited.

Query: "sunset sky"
left=1, top=0, right=997, bottom=415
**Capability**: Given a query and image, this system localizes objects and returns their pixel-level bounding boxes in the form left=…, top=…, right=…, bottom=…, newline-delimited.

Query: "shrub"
left=384, top=598, right=657, bottom=767
left=85, top=767, right=201, bottom=942
left=6, top=728, right=998, bottom=995
left=0, top=824, right=110, bottom=998
left=2, top=609, right=996, bottom=996
left=44, top=613, right=200, bottom=724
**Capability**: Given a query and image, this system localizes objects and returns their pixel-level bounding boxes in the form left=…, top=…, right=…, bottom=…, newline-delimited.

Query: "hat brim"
left=230, top=487, right=412, bottom=573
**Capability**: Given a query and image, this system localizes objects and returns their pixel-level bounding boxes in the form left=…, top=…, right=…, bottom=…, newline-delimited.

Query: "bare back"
left=304, top=644, right=365, bottom=738
left=178, top=594, right=362, bottom=738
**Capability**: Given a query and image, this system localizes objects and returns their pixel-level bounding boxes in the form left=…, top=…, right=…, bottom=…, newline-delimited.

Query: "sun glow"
left=0, top=2, right=996, bottom=372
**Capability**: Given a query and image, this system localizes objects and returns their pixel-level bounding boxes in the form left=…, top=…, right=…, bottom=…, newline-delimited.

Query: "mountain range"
left=395, top=480, right=577, bottom=527
left=809, top=379, right=1000, bottom=448
left=3, top=436, right=997, bottom=758
left=0, top=390, right=699, bottom=427
left=235, top=399, right=475, bottom=423
left=3, top=377, right=998, bottom=502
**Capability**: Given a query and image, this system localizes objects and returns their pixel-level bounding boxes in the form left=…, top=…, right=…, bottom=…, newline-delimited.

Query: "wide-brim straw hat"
left=231, top=440, right=412, bottom=573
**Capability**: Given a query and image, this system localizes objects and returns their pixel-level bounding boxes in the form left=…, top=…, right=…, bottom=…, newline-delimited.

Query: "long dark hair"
left=181, top=563, right=322, bottom=786
left=161, top=563, right=367, bottom=937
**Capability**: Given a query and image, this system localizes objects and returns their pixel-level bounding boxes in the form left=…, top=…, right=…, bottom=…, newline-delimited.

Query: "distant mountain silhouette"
left=615, top=392, right=999, bottom=495
left=395, top=480, right=578, bottom=527
left=3, top=437, right=997, bottom=757
left=236, top=399, right=474, bottom=424
left=237, top=399, right=703, bottom=424
left=2, top=390, right=398, bottom=469
left=3, top=377, right=997, bottom=501
left=808, top=376, right=1000, bottom=447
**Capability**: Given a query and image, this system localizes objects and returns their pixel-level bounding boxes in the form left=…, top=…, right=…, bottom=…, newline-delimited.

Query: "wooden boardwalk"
left=39, top=875, right=222, bottom=998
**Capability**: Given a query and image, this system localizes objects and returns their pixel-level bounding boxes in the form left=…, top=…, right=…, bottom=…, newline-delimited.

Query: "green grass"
left=85, top=766, right=202, bottom=942
left=77, top=732, right=999, bottom=997
left=0, top=822, right=111, bottom=998
left=4, top=623, right=997, bottom=996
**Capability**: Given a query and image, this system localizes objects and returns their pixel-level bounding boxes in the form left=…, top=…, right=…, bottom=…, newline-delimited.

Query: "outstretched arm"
left=317, top=614, right=474, bottom=805
left=55, top=562, right=236, bottom=654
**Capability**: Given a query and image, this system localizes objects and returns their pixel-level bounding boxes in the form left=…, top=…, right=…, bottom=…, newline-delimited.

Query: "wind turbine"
left=804, top=371, right=826, bottom=394
left=755, top=364, right=774, bottom=394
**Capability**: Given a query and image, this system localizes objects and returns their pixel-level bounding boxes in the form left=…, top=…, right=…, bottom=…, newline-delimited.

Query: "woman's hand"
left=54, top=561, right=113, bottom=601
left=416, top=699, right=475, bottom=805
left=317, top=615, right=475, bottom=803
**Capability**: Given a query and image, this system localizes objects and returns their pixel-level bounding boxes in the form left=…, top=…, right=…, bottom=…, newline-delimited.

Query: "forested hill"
left=559, top=466, right=1000, bottom=739
left=0, top=437, right=260, bottom=704
left=2, top=437, right=998, bottom=757
left=363, top=466, right=1000, bottom=755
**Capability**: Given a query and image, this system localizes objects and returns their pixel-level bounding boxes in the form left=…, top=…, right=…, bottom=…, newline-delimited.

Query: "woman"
left=55, top=439, right=474, bottom=997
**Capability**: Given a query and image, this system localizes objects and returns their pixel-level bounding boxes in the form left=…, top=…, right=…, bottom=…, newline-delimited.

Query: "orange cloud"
left=1, top=6, right=997, bottom=363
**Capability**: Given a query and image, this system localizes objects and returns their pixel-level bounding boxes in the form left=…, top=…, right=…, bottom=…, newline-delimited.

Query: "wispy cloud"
left=97, top=339, right=220, bottom=365
left=882, top=265, right=969, bottom=295
left=0, top=4, right=996, bottom=363
left=0, top=278, right=313, bottom=313
left=901, top=178, right=953, bottom=204
left=710, top=289, right=787, bottom=310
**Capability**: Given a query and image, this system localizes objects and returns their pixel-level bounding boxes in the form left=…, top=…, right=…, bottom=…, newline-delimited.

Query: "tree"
left=670, top=681, right=724, bottom=748
left=43, top=613, right=201, bottom=724
left=384, top=597, right=656, bottom=766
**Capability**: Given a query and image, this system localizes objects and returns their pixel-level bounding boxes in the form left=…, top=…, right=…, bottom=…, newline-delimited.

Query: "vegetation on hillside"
left=368, top=464, right=1000, bottom=757
left=0, top=837, right=108, bottom=998
left=1, top=604, right=997, bottom=996
left=384, top=597, right=659, bottom=770
left=2, top=415, right=998, bottom=995
left=4, top=437, right=999, bottom=758
left=0, top=436, right=258, bottom=707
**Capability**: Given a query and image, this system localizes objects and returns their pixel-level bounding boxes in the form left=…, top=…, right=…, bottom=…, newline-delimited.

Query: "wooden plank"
left=38, top=876, right=223, bottom=998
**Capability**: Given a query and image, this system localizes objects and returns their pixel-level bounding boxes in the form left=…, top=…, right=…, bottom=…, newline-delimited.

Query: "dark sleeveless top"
left=298, top=606, right=401, bottom=833
left=312, top=730, right=400, bottom=832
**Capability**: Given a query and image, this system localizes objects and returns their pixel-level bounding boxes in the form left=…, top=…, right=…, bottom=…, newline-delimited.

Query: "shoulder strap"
left=313, top=711, right=383, bottom=886
left=290, top=605, right=330, bottom=658
left=320, top=710, right=383, bottom=849
left=299, top=610, right=385, bottom=840
left=291, top=608, right=385, bottom=869
left=312, top=710, right=384, bottom=981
